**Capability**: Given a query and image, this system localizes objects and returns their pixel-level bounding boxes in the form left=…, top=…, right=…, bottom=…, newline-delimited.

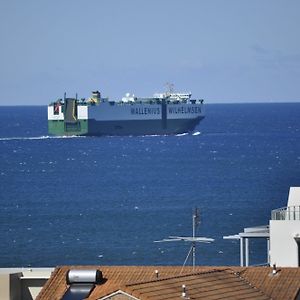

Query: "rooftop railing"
left=271, top=206, right=300, bottom=220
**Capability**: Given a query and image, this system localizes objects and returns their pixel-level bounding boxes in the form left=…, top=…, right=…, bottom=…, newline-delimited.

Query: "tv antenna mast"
left=154, top=208, right=214, bottom=272
left=165, top=82, right=174, bottom=94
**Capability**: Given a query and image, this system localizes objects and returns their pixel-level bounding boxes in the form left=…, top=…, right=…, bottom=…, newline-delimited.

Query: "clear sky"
left=0, top=0, right=300, bottom=105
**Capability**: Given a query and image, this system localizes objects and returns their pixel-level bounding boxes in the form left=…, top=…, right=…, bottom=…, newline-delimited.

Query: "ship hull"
left=48, top=117, right=203, bottom=136
left=87, top=117, right=203, bottom=136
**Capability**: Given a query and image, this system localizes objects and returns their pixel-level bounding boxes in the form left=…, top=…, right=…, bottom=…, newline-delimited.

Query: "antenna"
left=154, top=208, right=214, bottom=272
left=192, top=208, right=200, bottom=268
left=165, top=82, right=174, bottom=94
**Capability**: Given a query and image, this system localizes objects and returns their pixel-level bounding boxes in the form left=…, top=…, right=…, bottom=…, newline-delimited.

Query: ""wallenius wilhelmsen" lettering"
left=168, top=106, right=202, bottom=114
left=130, top=106, right=202, bottom=115
left=131, top=107, right=160, bottom=115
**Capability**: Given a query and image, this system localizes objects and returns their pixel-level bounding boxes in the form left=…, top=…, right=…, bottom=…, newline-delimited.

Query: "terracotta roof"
left=36, top=266, right=300, bottom=300
left=234, top=267, right=300, bottom=300
left=124, top=269, right=270, bottom=300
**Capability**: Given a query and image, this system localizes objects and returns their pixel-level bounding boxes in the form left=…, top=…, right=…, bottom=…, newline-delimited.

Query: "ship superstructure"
left=48, top=89, right=205, bottom=136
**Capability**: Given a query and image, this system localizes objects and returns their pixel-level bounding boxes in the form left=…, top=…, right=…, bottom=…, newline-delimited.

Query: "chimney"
left=182, top=285, right=186, bottom=298
left=272, top=263, right=277, bottom=275
left=181, top=284, right=190, bottom=299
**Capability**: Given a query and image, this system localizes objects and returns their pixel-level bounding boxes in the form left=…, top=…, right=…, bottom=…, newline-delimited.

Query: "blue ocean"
left=0, top=103, right=300, bottom=268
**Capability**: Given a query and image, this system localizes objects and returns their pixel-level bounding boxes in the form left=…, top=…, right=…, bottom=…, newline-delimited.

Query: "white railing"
left=271, top=206, right=300, bottom=220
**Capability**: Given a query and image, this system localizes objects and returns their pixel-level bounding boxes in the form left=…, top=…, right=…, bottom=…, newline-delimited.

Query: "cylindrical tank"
left=66, top=269, right=103, bottom=284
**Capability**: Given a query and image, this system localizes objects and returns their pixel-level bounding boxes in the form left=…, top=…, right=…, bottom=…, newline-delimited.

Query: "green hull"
left=48, top=117, right=203, bottom=136
left=48, top=120, right=88, bottom=136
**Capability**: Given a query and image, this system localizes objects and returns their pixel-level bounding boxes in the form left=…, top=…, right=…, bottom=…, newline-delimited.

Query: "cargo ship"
left=48, top=89, right=205, bottom=136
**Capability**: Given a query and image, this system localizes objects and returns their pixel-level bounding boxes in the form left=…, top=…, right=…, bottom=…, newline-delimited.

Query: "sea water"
left=0, top=103, right=300, bottom=267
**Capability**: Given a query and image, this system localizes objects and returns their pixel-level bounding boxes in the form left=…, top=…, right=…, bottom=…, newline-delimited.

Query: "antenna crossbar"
left=154, top=208, right=214, bottom=271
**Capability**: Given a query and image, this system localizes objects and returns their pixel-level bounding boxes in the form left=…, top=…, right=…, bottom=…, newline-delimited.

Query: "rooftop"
left=37, top=265, right=300, bottom=300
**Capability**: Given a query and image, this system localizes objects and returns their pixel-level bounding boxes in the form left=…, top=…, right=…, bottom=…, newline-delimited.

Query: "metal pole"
left=245, top=238, right=249, bottom=267
left=192, top=212, right=196, bottom=269
left=192, top=243, right=195, bottom=271
left=181, top=245, right=194, bottom=274
left=240, top=237, right=244, bottom=267
left=267, top=238, right=270, bottom=265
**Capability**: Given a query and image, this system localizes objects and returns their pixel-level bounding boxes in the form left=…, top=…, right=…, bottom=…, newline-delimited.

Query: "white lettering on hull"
left=168, top=106, right=202, bottom=114
left=130, top=107, right=161, bottom=115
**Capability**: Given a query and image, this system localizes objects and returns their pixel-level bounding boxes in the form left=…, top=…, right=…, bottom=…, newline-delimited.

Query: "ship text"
left=168, top=106, right=202, bottom=114
left=131, top=107, right=161, bottom=115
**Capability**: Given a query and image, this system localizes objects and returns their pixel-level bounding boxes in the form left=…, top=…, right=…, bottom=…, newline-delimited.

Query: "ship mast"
left=165, top=82, right=174, bottom=95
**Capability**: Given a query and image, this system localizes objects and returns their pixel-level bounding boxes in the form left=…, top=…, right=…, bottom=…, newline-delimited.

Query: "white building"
left=224, top=187, right=300, bottom=267
left=270, top=187, right=300, bottom=267
left=0, top=268, right=53, bottom=300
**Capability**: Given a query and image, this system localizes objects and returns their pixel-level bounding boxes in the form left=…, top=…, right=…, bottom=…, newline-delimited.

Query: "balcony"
left=271, top=206, right=300, bottom=220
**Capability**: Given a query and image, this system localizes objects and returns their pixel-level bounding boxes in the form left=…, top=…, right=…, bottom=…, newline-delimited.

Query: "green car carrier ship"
left=48, top=89, right=205, bottom=136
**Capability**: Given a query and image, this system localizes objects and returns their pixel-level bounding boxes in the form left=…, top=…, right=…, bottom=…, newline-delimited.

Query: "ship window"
left=53, top=103, right=60, bottom=115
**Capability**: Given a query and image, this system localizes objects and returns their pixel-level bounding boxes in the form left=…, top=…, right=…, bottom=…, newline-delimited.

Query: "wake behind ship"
left=48, top=90, right=205, bottom=136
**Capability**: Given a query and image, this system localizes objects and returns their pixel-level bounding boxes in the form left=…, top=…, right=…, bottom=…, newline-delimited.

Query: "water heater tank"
left=66, top=269, right=103, bottom=284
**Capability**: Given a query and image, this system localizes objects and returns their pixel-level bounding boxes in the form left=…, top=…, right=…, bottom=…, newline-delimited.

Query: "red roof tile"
left=36, top=266, right=300, bottom=300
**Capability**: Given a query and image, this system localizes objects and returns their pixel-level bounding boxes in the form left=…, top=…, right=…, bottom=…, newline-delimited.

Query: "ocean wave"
left=192, top=131, right=201, bottom=136
left=175, top=132, right=189, bottom=137
left=0, top=135, right=85, bottom=141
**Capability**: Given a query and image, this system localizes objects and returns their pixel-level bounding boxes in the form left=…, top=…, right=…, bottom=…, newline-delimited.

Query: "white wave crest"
left=175, top=132, right=189, bottom=137
left=192, top=131, right=201, bottom=136
left=0, top=135, right=85, bottom=141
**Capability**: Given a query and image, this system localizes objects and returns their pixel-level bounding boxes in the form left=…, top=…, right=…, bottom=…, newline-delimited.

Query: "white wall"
left=47, top=106, right=64, bottom=120
left=0, top=273, right=22, bottom=300
left=0, top=274, right=10, bottom=300
left=77, top=105, right=88, bottom=119
left=0, top=268, right=53, bottom=300
left=287, top=187, right=300, bottom=207
left=270, top=220, right=300, bottom=267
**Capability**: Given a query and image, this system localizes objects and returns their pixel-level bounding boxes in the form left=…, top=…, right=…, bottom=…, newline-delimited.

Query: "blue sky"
left=0, top=0, right=299, bottom=105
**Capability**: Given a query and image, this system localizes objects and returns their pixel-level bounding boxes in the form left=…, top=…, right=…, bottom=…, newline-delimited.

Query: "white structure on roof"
left=224, top=225, right=270, bottom=267
left=0, top=268, right=53, bottom=300
left=270, top=187, right=300, bottom=267
left=224, top=187, right=300, bottom=267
